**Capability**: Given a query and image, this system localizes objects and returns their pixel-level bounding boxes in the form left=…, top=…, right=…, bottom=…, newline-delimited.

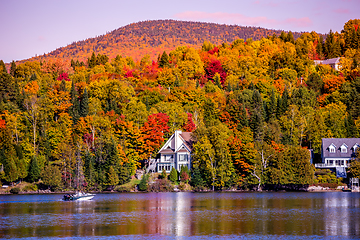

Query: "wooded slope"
left=30, top=20, right=303, bottom=62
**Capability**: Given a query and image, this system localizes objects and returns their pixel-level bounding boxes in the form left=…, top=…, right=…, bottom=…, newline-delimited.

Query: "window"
left=341, top=147, right=347, bottom=153
left=179, top=154, right=188, bottom=161
left=164, top=155, right=173, bottom=161
left=329, top=147, right=335, bottom=153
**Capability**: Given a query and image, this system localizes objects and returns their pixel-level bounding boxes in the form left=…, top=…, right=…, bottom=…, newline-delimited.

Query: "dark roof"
left=322, top=138, right=360, bottom=158
left=180, top=132, right=194, bottom=151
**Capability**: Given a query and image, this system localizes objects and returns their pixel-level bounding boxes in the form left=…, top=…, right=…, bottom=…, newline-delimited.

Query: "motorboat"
left=63, top=192, right=95, bottom=201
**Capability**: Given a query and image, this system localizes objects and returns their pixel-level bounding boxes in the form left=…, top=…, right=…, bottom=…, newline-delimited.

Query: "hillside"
left=29, top=19, right=303, bottom=63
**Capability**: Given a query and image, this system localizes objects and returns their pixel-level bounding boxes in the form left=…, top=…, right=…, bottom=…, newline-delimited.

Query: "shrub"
left=149, top=179, right=173, bottom=192
left=169, top=167, right=178, bottom=183
left=10, top=187, right=20, bottom=194
left=23, top=184, right=38, bottom=192
left=138, top=174, right=149, bottom=191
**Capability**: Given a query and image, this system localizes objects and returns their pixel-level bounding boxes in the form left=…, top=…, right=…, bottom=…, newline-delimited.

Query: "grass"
left=115, top=178, right=141, bottom=192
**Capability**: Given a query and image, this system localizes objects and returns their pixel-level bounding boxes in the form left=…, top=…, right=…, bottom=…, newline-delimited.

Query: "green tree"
left=107, top=166, right=119, bottom=187
left=10, top=61, right=16, bottom=77
left=69, top=80, right=80, bottom=124
left=42, top=164, right=62, bottom=190
left=138, top=173, right=149, bottom=191
left=169, top=167, right=178, bottom=183
left=190, top=165, right=204, bottom=189
left=118, top=164, right=131, bottom=185
left=27, top=156, right=40, bottom=183
left=160, top=168, right=167, bottom=179
left=80, top=88, right=89, bottom=118
left=159, top=51, right=170, bottom=68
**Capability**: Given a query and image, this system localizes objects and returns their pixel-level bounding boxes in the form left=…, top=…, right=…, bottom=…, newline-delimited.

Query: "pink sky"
left=0, top=0, right=359, bottom=63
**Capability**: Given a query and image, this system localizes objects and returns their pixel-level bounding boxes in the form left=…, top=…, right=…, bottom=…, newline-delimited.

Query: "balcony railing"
left=315, top=163, right=349, bottom=168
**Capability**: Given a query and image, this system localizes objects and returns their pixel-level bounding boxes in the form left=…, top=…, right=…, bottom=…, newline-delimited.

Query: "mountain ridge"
left=25, top=19, right=304, bottom=63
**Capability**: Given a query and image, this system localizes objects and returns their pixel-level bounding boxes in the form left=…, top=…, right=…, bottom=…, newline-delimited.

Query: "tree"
left=190, top=165, right=205, bottom=189
left=27, top=156, right=41, bottom=183
left=23, top=82, right=40, bottom=155
left=138, top=173, right=149, bottom=191
left=80, top=87, right=89, bottom=118
left=169, top=167, right=178, bottom=183
left=159, top=51, right=170, bottom=68
left=140, top=113, right=170, bottom=159
left=160, top=168, right=167, bottom=179
left=107, top=166, right=119, bottom=187
left=69, top=80, right=80, bottom=125
left=42, top=164, right=62, bottom=190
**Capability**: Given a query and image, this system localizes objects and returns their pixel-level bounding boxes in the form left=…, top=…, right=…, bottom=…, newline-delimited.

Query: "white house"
left=314, top=57, right=342, bottom=71
left=155, top=130, right=193, bottom=173
left=316, top=138, right=360, bottom=178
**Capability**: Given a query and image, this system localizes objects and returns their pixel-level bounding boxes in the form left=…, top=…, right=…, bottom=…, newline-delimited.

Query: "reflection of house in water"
left=324, top=194, right=360, bottom=236
left=145, top=193, right=192, bottom=236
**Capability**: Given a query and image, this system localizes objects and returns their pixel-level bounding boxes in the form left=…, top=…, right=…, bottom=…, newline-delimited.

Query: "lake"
left=0, top=191, right=359, bottom=239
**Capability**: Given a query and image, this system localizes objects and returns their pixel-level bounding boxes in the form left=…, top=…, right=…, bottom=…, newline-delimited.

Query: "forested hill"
left=30, top=20, right=303, bottom=63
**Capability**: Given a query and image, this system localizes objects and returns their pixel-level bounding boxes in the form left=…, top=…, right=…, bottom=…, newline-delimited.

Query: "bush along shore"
left=0, top=171, right=346, bottom=195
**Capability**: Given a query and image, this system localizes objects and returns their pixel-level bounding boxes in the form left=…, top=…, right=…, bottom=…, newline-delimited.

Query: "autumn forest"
left=1, top=19, right=360, bottom=192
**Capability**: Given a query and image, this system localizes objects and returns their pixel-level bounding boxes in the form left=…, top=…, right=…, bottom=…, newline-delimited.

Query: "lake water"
left=0, top=192, right=359, bottom=239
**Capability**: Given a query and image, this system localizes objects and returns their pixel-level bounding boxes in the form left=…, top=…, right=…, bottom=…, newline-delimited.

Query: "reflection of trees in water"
left=1, top=193, right=360, bottom=238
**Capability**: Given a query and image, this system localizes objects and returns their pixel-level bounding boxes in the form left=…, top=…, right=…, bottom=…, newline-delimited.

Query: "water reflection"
left=0, top=192, right=360, bottom=239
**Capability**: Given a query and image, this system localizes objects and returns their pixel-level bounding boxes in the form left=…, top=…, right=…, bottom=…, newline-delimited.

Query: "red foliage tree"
left=57, top=72, right=70, bottom=81
left=205, top=59, right=227, bottom=86
left=182, top=113, right=196, bottom=132
left=140, top=113, right=170, bottom=159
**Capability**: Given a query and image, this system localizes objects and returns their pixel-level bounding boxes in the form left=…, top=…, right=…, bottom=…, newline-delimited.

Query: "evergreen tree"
left=191, top=165, right=204, bottom=188
left=267, top=89, right=277, bottom=120
left=138, top=173, right=149, bottom=191
left=0, top=60, right=6, bottom=74
left=27, top=156, right=40, bottom=183
left=345, top=115, right=358, bottom=138
left=79, top=88, right=89, bottom=118
left=69, top=80, right=80, bottom=124
left=60, top=79, right=66, bottom=92
left=169, top=167, right=178, bottom=183
left=107, top=166, right=119, bottom=187
left=159, top=51, right=170, bottom=68
left=0, top=71, right=16, bottom=103
left=281, top=88, right=289, bottom=114
left=118, top=164, right=131, bottom=185
left=88, top=52, right=97, bottom=68
left=10, top=61, right=16, bottom=77
left=84, top=152, right=96, bottom=187
left=287, top=31, right=295, bottom=44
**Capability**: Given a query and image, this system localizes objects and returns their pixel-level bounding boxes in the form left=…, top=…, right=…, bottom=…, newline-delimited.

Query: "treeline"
left=0, top=19, right=360, bottom=191
left=27, top=20, right=304, bottom=64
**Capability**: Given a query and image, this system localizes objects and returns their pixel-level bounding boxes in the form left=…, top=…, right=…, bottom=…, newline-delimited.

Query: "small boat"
left=63, top=192, right=95, bottom=201
left=342, top=188, right=352, bottom=192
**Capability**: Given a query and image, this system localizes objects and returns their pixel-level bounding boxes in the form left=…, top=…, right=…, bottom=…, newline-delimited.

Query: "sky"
left=0, top=0, right=359, bottom=63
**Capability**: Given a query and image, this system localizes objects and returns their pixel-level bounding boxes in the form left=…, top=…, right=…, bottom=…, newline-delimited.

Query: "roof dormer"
left=340, top=143, right=348, bottom=153
left=353, top=143, right=360, bottom=153
left=328, top=143, right=336, bottom=153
